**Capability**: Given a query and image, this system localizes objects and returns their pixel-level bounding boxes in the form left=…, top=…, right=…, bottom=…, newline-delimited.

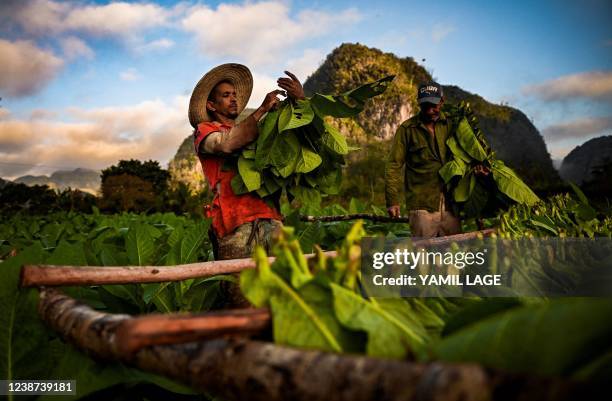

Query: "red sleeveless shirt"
left=194, top=122, right=282, bottom=238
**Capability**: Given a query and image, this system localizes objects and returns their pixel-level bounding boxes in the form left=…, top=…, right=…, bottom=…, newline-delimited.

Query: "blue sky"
left=1, top=0, right=610, bottom=179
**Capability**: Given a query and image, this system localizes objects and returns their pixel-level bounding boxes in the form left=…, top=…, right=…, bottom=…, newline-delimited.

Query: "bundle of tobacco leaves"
left=240, top=221, right=445, bottom=360
left=230, top=76, right=395, bottom=207
left=440, top=102, right=540, bottom=218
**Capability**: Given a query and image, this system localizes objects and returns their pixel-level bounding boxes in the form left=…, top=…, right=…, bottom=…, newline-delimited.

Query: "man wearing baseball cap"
left=384, top=82, right=461, bottom=237
left=188, top=63, right=304, bottom=259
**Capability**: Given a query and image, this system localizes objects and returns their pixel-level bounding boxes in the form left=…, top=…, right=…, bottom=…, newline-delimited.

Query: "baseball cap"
left=417, top=82, right=443, bottom=104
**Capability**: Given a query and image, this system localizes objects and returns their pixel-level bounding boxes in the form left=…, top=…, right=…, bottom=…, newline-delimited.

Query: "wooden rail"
left=20, top=229, right=495, bottom=288
left=300, top=213, right=412, bottom=223
left=115, top=308, right=271, bottom=355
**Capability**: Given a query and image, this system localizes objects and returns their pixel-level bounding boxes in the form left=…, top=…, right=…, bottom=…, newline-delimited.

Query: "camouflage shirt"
left=384, top=111, right=453, bottom=212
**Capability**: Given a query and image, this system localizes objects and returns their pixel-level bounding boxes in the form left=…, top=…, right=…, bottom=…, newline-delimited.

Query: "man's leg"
left=408, top=210, right=440, bottom=238
left=439, top=192, right=461, bottom=236
left=215, top=219, right=283, bottom=308
left=216, top=219, right=283, bottom=259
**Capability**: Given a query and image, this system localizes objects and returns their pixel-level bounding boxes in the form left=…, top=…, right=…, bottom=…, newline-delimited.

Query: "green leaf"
left=41, top=345, right=195, bottom=400
left=315, top=168, right=342, bottom=195
left=569, top=182, right=589, bottom=205
left=126, top=224, right=155, bottom=266
left=269, top=281, right=363, bottom=353
left=255, top=110, right=280, bottom=169
left=237, top=156, right=262, bottom=192
left=344, top=75, right=395, bottom=102
left=0, top=244, right=50, bottom=385
left=297, top=222, right=320, bottom=254
left=289, top=186, right=321, bottom=208
left=455, top=118, right=487, bottom=162
left=180, top=222, right=208, bottom=264
left=242, top=148, right=256, bottom=159
left=454, top=172, right=473, bottom=202
left=442, top=298, right=523, bottom=336
left=331, top=285, right=428, bottom=359
left=529, top=217, right=559, bottom=235
left=446, top=136, right=472, bottom=163
left=278, top=100, right=314, bottom=132
left=321, top=122, right=348, bottom=155
left=102, top=284, right=141, bottom=308
left=462, top=181, right=490, bottom=218
left=46, top=240, right=88, bottom=266
left=310, top=76, right=394, bottom=118
left=439, top=159, right=467, bottom=184
left=240, top=247, right=345, bottom=352
left=180, top=276, right=226, bottom=312
left=295, top=147, right=322, bottom=173
left=348, top=197, right=366, bottom=214
left=258, top=109, right=280, bottom=144
left=99, top=245, right=120, bottom=266
left=270, top=130, right=300, bottom=178
left=491, top=160, right=540, bottom=205
left=435, top=298, right=612, bottom=376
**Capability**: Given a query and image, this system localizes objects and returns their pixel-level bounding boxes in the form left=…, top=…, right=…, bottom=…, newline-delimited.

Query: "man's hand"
left=253, top=89, right=285, bottom=121
left=277, top=71, right=305, bottom=101
left=473, top=164, right=491, bottom=177
left=387, top=205, right=401, bottom=218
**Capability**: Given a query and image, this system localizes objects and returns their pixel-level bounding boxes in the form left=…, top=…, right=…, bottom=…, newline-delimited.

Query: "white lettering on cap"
left=419, top=86, right=439, bottom=94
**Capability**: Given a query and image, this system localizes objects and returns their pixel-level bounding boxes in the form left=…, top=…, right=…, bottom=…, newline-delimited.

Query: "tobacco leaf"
left=435, top=298, right=612, bottom=376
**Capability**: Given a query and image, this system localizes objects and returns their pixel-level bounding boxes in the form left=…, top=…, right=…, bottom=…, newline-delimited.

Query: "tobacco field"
left=1, top=188, right=611, bottom=400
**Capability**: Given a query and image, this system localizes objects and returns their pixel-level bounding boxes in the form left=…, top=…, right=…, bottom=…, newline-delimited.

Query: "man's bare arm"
left=201, top=90, right=284, bottom=155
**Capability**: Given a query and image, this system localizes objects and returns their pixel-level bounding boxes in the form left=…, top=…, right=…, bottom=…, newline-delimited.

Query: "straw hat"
left=188, top=63, right=253, bottom=128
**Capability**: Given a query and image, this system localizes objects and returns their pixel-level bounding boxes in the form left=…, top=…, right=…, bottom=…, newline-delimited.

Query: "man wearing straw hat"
left=189, top=63, right=304, bottom=260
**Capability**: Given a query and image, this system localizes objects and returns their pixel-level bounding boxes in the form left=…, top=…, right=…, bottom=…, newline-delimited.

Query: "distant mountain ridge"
left=560, top=135, right=612, bottom=184
left=12, top=168, right=100, bottom=194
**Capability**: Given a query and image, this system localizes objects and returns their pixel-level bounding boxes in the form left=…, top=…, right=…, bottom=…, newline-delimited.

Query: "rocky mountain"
left=169, top=43, right=560, bottom=200
left=560, top=135, right=612, bottom=184
left=303, top=43, right=559, bottom=190
left=13, top=168, right=101, bottom=194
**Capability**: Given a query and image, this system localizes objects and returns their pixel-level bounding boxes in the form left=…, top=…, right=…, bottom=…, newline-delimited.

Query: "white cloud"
left=431, top=23, right=455, bottom=43
left=181, top=1, right=361, bottom=66
left=13, top=0, right=68, bottom=34
left=120, top=68, right=141, bottom=81
left=542, top=116, right=612, bottom=141
left=0, top=39, right=64, bottom=97
left=60, top=36, right=94, bottom=60
left=136, top=38, right=175, bottom=52
left=0, top=97, right=191, bottom=178
left=15, top=0, right=169, bottom=37
left=523, top=70, right=612, bottom=103
left=248, top=73, right=281, bottom=109
left=285, top=49, right=325, bottom=82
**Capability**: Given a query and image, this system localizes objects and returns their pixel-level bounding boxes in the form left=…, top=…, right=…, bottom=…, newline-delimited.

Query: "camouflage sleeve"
left=384, top=125, right=407, bottom=207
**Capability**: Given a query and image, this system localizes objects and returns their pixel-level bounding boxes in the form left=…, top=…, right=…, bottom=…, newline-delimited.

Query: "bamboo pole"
left=21, top=229, right=495, bottom=288
left=38, top=288, right=586, bottom=401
